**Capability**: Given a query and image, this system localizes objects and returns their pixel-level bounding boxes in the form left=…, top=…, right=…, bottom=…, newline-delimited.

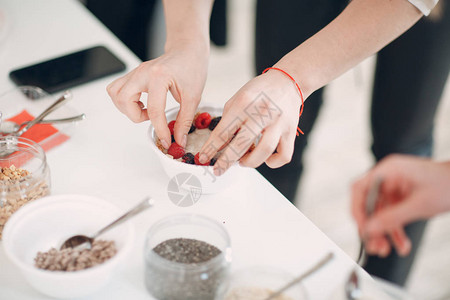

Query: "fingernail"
left=365, top=238, right=379, bottom=254
left=161, top=140, right=169, bottom=149
left=366, top=243, right=377, bottom=255
left=199, top=153, right=208, bottom=164
left=401, top=240, right=412, bottom=257
left=366, top=220, right=381, bottom=235
left=214, top=167, right=222, bottom=177
left=181, top=134, right=187, bottom=148
left=378, top=245, right=390, bottom=258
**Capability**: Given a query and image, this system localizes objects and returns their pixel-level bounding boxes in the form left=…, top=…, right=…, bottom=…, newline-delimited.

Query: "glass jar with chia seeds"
left=0, top=136, right=51, bottom=239
left=144, top=214, right=232, bottom=300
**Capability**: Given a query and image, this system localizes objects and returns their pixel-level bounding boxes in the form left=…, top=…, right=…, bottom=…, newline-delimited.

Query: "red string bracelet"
left=262, top=67, right=304, bottom=136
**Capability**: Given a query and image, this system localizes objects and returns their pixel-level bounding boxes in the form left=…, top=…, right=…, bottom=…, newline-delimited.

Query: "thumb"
left=174, top=101, right=197, bottom=147
left=364, top=195, right=425, bottom=237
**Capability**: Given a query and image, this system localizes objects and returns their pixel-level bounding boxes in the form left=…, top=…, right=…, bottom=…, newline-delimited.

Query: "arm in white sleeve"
left=408, top=0, right=439, bottom=16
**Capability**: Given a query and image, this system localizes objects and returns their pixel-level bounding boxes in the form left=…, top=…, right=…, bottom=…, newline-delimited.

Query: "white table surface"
left=0, top=1, right=381, bottom=299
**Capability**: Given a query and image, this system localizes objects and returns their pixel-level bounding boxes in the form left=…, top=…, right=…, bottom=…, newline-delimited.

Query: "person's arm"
left=275, top=0, right=423, bottom=98
left=351, top=155, right=450, bottom=257
left=108, top=0, right=213, bottom=149
left=164, top=0, right=212, bottom=53
left=199, top=0, right=425, bottom=175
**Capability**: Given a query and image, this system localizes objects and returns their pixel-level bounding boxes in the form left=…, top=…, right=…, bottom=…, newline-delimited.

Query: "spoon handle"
left=15, top=90, right=72, bottom=136
left=263, top=252, right=334, bottom=300
left=357, top=177, right=383, bottom=266
left=92, top=196, right=154, bottom=238
left=24, top=113, right=86, bottom=125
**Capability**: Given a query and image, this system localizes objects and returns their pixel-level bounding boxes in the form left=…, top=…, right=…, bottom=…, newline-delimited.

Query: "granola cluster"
left=0, top=165, right=30, bottom=181
left=0, top=165, right=50, bottom=239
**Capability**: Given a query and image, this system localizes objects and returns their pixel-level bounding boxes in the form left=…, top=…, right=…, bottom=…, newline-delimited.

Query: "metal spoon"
left=14, top=90, right=72, bottom=136
left=345, top=270, right=363, bottom=300
left=263, top=252, right=334, bottom=300
left=60, top=196, right=154, bottom=250
left=346, top=177, right=383, bottom=300
left=0, top=113, right=86, bottom=134
left=356, top=177, right=383, bottom=266
left=0, top=91, right=72, bottom=157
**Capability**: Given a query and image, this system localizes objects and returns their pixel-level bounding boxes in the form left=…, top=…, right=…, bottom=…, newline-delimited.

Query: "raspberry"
left=194, top=112, right=212, bottom=129
left=168, top=143, right=185, bottom=159
left=189, top=124, right=196, bottom=134
left=194, top=153, right=210, bottom=166
left=182, top=153, right=195, bottom=164
left=168, top=120, right=176, bottom=135
left=208, top=116, right=221, bottom=131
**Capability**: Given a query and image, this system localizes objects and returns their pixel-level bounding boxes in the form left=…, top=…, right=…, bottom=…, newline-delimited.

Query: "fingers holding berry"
left=156, top=111, right=226, bottom=166
left=108, top=45, right=208, bottom=149
left=200, top=71, right=302, bottom=175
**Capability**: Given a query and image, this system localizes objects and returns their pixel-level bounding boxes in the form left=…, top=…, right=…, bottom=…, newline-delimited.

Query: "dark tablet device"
left=9, top=45, right=126, bottom=94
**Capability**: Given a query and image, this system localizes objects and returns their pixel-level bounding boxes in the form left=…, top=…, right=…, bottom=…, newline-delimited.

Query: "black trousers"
left=255, top=0, right=450, bottom=286
left=85, top=0, right=227, bottom=61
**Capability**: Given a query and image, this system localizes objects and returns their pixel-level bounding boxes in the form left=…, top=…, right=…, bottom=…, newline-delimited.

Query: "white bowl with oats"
left=2, top=194, right=134, bottom=299
left=148, top=104, right=246, bottom=195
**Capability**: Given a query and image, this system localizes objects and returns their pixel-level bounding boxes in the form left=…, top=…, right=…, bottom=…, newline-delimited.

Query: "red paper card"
left=6, top=110, right=70, bottom=152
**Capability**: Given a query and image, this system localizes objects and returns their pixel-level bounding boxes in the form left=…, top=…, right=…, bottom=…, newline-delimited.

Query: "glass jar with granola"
left=0, top=136, right=50, bottom=239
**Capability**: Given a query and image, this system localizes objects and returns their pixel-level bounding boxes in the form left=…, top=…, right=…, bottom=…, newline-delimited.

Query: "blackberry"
left=208, top=117, right=221, bottom=131
left=189, top=124, right=196, bottom=134
left=182, top=153, right=195, bottom=164
left=171, top=135, right=175, bottom=143
left=210, top=158, right=217, bottom=166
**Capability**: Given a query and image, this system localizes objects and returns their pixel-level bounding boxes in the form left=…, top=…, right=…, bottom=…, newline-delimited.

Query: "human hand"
left=351, top=155, right=450, bottom=257
left=107, top=44, right=208, bottom=149
left=198, top=69, right=302, bottom=175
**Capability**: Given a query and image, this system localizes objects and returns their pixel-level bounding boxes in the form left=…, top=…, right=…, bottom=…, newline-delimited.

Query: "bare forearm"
left=163, top=0, right=214, bottom=52
left=275, top=0, right=423, bottom=98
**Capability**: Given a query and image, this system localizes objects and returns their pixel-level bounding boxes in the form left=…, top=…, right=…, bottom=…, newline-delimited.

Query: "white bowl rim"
left=2, top=194, right=135, bottom=279
left=148, top=103, right=239, bottom=170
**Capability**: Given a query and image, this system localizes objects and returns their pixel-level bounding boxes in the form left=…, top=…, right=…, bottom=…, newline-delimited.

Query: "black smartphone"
left=9, top=45, right=126, bottom=94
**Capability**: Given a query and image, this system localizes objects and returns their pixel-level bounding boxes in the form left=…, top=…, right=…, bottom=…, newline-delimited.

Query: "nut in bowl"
left=2, top=194, right=134, bottom=299
left=148, top=104, right=246, bottom=194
